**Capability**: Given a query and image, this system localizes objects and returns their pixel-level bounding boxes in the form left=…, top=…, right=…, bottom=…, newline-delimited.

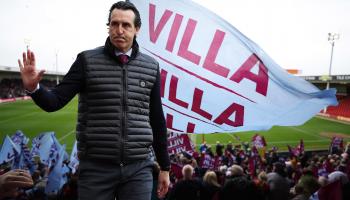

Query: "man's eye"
left=123, top=23, right=131, bottom=28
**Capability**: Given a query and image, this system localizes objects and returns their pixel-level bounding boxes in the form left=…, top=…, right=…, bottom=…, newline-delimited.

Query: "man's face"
left=108, top=8, right=139, bottom=53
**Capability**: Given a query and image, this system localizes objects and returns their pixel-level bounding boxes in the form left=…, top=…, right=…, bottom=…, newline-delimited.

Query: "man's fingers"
left=37, top=70, right=46, bottom=81
left=6, top=173, right=32, bottom=182
left=27, top=49, right=31, bottom=62
left=7, top=170, right=33, bottom=183
left=157, top=182, right=168, bottom=198
left=12, top=169, right=32, bottom=180
left=6, top=177, right=33, bottom=185
left=4, top=180, right=33, bottom=189
left=18, top=59, right=23, bottom=71
left=22, top=52, right=27, bottom=65
left=30, top=51, right=36, bottom=66
left=157, top=171, right=170, bottom=198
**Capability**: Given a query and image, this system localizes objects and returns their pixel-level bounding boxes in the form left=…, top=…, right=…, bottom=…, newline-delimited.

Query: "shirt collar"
left=115, top=48, right=132, bottom=57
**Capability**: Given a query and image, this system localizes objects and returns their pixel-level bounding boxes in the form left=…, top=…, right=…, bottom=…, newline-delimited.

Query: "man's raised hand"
left=18, top=49, right=45, bottom=92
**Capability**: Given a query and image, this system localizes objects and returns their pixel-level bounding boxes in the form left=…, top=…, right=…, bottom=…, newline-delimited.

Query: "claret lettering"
left=161, top=69, right=245, bottom=132
left=149, top=3, right=269, bottom=96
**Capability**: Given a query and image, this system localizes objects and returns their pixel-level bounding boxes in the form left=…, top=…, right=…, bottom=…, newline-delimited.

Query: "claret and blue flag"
left=130, top=0, right=338, bottom=133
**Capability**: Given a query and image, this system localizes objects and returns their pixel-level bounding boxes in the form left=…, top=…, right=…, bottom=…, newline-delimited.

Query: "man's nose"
left=116, top=25, right=124, bottom=34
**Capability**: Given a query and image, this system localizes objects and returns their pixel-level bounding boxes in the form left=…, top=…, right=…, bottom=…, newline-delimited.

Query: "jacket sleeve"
left=30, top=54, right=85, bottom=112
left=149, top=68, right=170, bottom=171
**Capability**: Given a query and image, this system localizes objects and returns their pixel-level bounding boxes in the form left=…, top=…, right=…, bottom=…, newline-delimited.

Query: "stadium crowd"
left=1, top=133, right=349, bottom=200
left=0, top=78, right=56, bottom=99
left=164, top=141, right=349, bottom=200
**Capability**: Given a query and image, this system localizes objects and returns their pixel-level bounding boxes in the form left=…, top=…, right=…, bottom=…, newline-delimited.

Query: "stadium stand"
left=0, top=65, right=63, bottom=101
left=0, top=78, right=26, bottom=98
left=325, top=95, right=350, bottom=118
left=0, top=78, right=57, bottom=99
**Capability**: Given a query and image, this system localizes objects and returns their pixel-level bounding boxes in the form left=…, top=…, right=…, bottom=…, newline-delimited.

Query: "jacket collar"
left=104, top=37, right=139, bottom=61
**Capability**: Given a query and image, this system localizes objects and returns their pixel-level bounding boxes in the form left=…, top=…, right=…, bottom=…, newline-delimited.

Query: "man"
left=167, top=164, right=202, bottom=200
left=267, top=162, right=291, bottom=200
left=18, top=1, right=170, bottom=200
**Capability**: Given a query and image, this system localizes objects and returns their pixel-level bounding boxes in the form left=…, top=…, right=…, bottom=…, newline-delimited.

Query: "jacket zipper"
left=120, top=66, right=127, bottom=167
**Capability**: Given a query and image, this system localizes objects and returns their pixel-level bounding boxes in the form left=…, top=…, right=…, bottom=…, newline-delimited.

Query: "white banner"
left=130, top=0, right=337, bottom=133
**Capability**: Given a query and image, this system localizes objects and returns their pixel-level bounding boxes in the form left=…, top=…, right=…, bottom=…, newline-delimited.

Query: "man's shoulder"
left=267, top=172, right=278, bottom=179
left=79, top=46, right=105, bottom=58
left=135, top=51, right=158, bottom=65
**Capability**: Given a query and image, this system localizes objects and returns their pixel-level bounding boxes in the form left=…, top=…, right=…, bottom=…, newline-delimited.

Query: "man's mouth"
left=114, top=37, right=125, bottom=42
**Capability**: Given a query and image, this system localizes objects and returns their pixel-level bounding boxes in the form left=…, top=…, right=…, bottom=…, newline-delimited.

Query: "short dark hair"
left=273, top=161, right=286, bottom=177
left=107, top=1, right=142, bottom=28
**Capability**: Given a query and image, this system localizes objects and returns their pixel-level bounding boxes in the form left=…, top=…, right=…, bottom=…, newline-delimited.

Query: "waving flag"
left=297, top=139, right=305, bottom=155
left=251, top=134, right=267, bottom=159
left=31, top=132, right=55, bottom=166
left=248, top=146, right=260, bottom=178
left=45, top=145, right=67, bottom=194
left=329, top=136, right=344, bottom=154
left=130, top=0, right=337, bottom=133
left=15, top=143, right=35, bottom=171
left=51, top=133, right=69, bottom=162
left=69, top=140, right=79, bottom=174
left=9, top=131, right=35, bottom=171
left=287, top=139, right=304, bottom=157
left=251, top=134, right=267, bottom=149
left=167, top=132, right=195, bottom=155
left=10, top=130, right=29, bottom=146
left=0, top=136, right=20, bottom=165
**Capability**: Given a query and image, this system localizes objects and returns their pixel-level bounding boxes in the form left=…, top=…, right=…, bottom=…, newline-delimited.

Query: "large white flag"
left=130, top=0, right=337, bottom=133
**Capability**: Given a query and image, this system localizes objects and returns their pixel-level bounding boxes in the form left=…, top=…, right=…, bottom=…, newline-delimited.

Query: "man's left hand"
left=157, top=170, right=170, bottom=198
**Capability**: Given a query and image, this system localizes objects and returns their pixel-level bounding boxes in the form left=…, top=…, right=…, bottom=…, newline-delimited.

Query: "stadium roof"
left=0, top=65, right=65, bottom=76
left=1, top=65, right=350, bottom=84
left=300, top=75, right=350, bottom=84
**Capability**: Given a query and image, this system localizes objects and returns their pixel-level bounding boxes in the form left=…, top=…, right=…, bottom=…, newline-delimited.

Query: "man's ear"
left=135, top=27, right=140, bottom=35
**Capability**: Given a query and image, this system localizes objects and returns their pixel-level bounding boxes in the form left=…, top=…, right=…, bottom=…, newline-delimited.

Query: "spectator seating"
left=0, top=78, right=57, bottom=99
left=325, top=96, right=350, bottom=118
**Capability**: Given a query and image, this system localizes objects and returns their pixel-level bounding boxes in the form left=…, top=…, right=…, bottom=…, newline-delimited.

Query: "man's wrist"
left=160, top=166, right=170, bottom=172
left=25, top=84, right=40, bottom=94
